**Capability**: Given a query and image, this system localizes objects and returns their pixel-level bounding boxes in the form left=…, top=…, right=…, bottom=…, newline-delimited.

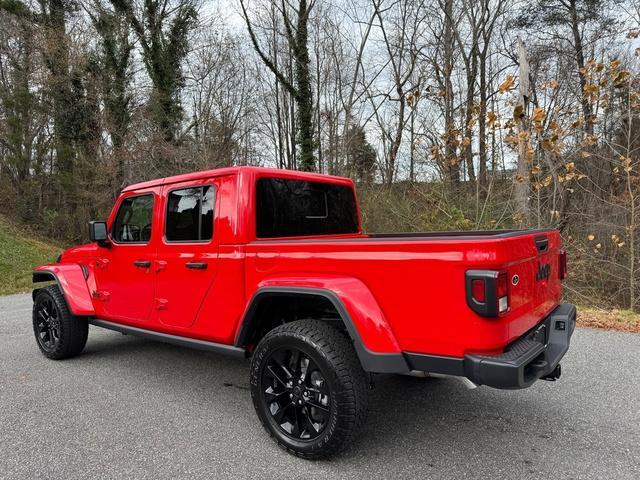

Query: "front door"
left=93, top=189, right=159, bottom=326
left=153, top=180, right=219, bottom=328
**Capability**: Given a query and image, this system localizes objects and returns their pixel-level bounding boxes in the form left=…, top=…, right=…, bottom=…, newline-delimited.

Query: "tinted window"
left=112, top=194, right=154, bottom=243
left=256, top=178, right=359, bottom=238
left=166, top=186, right=215, bottom=242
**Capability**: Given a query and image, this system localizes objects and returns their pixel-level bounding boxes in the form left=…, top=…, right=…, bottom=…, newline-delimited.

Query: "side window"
left=111, top=194, right=154, bottom=243
left=165, top=186, right=215, bottom=242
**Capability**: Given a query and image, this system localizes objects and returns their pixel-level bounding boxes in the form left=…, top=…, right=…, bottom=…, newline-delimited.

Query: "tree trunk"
left=569, top=0, right=593, bottom=137
left=478, top=53, right=488, bottom=188
left=294, top=0, right=314, bottom=172
left=463, top=83, right=476, bottom=182
left=387, top=95, right=405, bottom=184
left=443, top=0, right=459, bottom=184
left=515, top=39, right=530, bottom=224
left=47, top=0, right=73, bottom=177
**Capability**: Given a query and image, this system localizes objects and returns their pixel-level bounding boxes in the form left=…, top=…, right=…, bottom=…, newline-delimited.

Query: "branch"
left=239, top=0, right=297, bottom=97
left=110, top=0, right=151, bottom=55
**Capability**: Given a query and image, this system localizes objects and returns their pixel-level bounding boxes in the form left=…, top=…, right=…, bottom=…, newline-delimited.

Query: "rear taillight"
left=466, top=270, right=510, bottom=317
left=472, top=279, right=486, bottom=303
left=559, top=249, right=568, bottom=280
left=496, top=271, right=509, bottom=314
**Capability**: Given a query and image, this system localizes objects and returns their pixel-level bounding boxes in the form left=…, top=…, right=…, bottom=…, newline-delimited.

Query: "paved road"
left=1, top=293, right=639, bottom=479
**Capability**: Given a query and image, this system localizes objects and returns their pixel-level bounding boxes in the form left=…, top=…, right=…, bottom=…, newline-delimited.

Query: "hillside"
left=0, top=216, right=61, bottom=295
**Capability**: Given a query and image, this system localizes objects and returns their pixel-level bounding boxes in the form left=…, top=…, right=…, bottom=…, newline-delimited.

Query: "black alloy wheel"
left=34, top=295, right=60, bottom=352
left=262, top=347, right=332, bottom=440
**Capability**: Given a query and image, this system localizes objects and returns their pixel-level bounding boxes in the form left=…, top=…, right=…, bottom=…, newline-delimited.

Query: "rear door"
left=153, top=179, right=219, bottom=328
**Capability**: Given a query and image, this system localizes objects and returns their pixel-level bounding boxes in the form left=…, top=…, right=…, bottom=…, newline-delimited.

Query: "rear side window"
left=256, top=178, right=359, bottom=238
left=112, top=194, right=154, bottom=243
left=165, top=186, right=215, bottom=242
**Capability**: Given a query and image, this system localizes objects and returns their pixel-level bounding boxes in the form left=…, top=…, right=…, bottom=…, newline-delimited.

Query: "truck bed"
left=245, top=228, right=562, bottom=358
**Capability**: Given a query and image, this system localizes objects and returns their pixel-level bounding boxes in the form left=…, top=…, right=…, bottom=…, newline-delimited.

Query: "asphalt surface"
left=1, top=293, right=639, bottom=480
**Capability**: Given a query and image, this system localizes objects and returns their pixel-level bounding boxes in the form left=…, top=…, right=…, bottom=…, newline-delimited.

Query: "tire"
left=250, top=319, right=368, bottom=459
left=32, top=285, right=88, bottom=360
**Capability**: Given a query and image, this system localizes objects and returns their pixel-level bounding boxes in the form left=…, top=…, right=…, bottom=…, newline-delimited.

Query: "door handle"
left=185, top=262, right=208, bottom=270
left=133, top=260, right=151, bottom=268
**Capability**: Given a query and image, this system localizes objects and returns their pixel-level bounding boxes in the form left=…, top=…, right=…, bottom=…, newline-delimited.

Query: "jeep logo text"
left=536, top=263, right=551, bottom=281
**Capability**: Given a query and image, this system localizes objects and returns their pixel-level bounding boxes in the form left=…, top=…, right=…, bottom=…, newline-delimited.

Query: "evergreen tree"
left=110, top=0, right=197, bottom=143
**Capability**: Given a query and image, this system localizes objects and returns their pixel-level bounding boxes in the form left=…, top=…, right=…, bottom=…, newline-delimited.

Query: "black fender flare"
left=235, top=286, right=409, bottom=374
left=32, top=271, right=60, bottom=301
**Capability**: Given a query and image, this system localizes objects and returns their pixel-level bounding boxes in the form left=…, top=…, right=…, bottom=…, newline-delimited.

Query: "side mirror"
left=89, top=221, right=110, bottom=247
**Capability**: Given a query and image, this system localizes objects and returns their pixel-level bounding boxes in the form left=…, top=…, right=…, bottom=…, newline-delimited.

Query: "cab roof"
left=122, top=166, right=354, bottom=193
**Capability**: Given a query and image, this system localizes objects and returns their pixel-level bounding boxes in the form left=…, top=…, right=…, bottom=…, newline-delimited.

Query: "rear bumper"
left=404, top=303, right=576, bottom=389
left=464, top=303, right=576, bottom=388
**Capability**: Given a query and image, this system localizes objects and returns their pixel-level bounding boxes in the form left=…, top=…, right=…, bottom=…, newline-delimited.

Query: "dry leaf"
left=531, top=107, right=546, bottom=123
left=513, top=104, right=525, bottom=119
left=499, top=75, right=515, bottom=94
left=505, top=134, right=519, bottom=146
left=584, top=84, right=599, bottom=94
left=613, top=70, right=630, bottom=87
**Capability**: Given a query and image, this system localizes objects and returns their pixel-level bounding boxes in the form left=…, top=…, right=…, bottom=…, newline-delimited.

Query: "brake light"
left=472, top=279, right=486, bottom=303
left=466, top=270, right=510, bottom=317
left=559, top=249, right=568, bottom=280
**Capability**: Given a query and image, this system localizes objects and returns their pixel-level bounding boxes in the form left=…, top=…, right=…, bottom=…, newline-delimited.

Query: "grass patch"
left=0, top=215, right=62, bottom=295
left=577, top=307, right=640, bottom=333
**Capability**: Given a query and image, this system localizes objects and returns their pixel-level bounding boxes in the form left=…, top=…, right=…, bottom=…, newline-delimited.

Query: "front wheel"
left=250, top=320, right=368, bottom=459
left=32, top=285, right=88, bottom=360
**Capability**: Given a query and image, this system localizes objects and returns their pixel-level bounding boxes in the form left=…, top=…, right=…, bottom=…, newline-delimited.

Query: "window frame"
left=163, top=184, right=216, bottom=244
left=109, top=193, right=156, bottom=245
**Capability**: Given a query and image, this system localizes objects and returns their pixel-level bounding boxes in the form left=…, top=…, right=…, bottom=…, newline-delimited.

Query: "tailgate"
left=502, top=230, right=564, bottom=343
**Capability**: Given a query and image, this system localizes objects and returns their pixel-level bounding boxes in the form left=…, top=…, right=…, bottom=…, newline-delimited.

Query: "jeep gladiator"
left=32, top=166, right=575, bottom=458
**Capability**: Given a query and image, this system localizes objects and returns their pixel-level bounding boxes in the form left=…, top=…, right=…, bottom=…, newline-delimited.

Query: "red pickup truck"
left=32, top=166, right=575, bottom=458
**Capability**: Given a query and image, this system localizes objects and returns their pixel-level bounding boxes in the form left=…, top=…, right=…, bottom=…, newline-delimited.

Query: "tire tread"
left=250, top=319, right=368, bottom=459
left=33, top=285, right=88, bottom=360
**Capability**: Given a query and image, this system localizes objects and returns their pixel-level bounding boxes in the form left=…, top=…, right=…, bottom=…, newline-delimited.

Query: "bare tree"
left=372, top=0, right=425, bottom=184
left=240, top=0, right=316, bottom=171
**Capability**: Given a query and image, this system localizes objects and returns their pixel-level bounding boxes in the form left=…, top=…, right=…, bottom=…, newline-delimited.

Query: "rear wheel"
left=32, top=285, right=88, bottom=360
left=250, top=320, right=368, bottom=459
